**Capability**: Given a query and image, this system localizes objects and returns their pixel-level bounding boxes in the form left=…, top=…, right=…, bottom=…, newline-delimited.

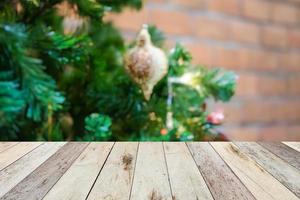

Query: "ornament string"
left=166, top=77, right=174, bottom=130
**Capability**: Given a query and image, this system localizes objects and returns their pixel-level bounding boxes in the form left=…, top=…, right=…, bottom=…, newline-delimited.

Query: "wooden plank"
left=258, top=142, right=300, bottom=170
left=87, top=142, right=138, bottom=200
left=0, top=142, right=65, bottom=198
left=43, top=142, right=114, bottom=200
left=187, top=142, right=255, bottom=200
left=0, top=142, right=18, bottom=153
left=130, top=142, right=172, bottom=200
left=1, top=142, right=88, bottom=200
left=236, top=142, right=300, bottom=197
left=164, top=142, right=213, bottom=200
left=0, top=142, right=42, bottom=171
left=211, top=142, right=299, bottom=200
left=283, top=142, right=300, bottom=152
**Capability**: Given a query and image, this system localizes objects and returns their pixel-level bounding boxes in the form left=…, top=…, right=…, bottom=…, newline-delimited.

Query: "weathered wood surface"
left=0, top=142, right=65, bottom=197
left=283, top=142, right=300, bottom=154
left=188, top=142, right=255, bottom=200
left=164, top=142, right=213, bottom=200
left=0, top=142, right=42, bottom=171
left=211, top=142, right=299, bottom=200
left=258, top=142, right=300, bottom=170
left=87, top=142, right=138, bottom=200
left=235, top=142, right=300, bottom=197
left=1, top=142, right=88, bottom=200
left=0, top=142, right=299, bottom=200
left=44, top=142, right=113, bottom=200
left=130, top=142, right=173, bottom=200
left=0, top=143, right=18, bottom=153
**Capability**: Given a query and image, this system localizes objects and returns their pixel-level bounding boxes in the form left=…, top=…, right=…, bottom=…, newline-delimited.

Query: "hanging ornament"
left=125, top=25, right=168, bottom=100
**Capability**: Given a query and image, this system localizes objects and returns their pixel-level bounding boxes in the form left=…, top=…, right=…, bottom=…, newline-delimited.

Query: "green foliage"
left=82, top=113, right=112, bottom=141
left=0, top=71, right=25, bottom=127
left=0, top=0, right=237, bottom=141
left=201, top=68, right=237, bottom=102
left=1, top=24, right=64, bottom=120
left=147, top=25, right=165, bottom=48
left=168, top=43, right=192, bottom=76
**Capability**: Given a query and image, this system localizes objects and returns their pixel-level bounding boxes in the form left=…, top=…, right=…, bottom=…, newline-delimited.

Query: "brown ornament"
left=125, top=26, right=168, bottom=100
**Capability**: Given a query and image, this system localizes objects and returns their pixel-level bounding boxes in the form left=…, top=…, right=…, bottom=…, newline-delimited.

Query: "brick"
left=287, top=76, right=300, bottom=95
left=257, top=76, right=287, bottom=96
left=289, top=0, right=300, bottom=5
left=207, top=0, right=241, bottom=15
left=213, top=47, right=241, bottom=69
left=195, top=16, right=229, bottom=40
left=229, top=21, right=260, bottom=44
left=213, top=48, right=278, bottom=71
left=224, top=125, right=300, bottom=141
left=104, top=9, right=147, bottom=32
left=105, top=8, right=193, bottom=36
left=270, top=3, right=299, bottom=25
left=242, top=0, right=271, bottom=21
left=172, top=0, right=206, bottom=9
left=223, top=126, right=261, bottom=140
left=260, top=125, right=300, bottom=141
left=239, top=49, right=278, bottom=71
left=262, top=26, right=288, bottom=49
left=184, top=43, right=215, bottom=66
left=150, top=0, right=167, bottom=3
left=288, top=29, right=300, bottom=48
left=221, top=100, right=300, bottom=124
left=279, top=52, right=300, bottom=72
left=236, top=74, right=258, bottom=96
left=236, top=74, right=287, bottom=96
left=149, top=9, right=193, bottom=35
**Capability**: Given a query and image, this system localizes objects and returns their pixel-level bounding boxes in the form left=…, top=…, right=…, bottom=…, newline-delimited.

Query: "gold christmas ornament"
left=125, top=25, right=168, bottom=100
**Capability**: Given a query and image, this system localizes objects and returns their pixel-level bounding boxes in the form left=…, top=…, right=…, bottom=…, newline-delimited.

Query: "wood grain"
left=1, top=142, right=88, bottom=200
left=0, top=142, right=298, bottom=200
left=87, top=142, right=138, bottom=200
left=43, top=142, right=113, bottom=200
left=236, top=142, right=300, bottom=197
left=187, top=142, right=255, bottom=200
left=0, top=142, right=65, bottom=198
left=0, top=142, right=42, bottom=171
left=283, top=142, right=300, bottom=152
left=212, top=142, right=299, bottom=200
left=0, top=142, right=18, bottom=153
left=164, top=142, right=213, bottom=200
left=130, top=142, right=172, bottom=200
left=258, top=142, right=300, bottom=170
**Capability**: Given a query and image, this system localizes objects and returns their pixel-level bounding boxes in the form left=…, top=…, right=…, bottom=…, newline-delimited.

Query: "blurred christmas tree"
left=0, top=0, right=237, bottom=141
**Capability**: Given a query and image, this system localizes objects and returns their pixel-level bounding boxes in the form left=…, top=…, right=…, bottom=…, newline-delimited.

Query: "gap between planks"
left=0, top=142, right=43, bottom=171
left=1, top=142, right=299, bottom=200
left=211, top=142, right=299, bottom=200
left=1, top=142, right=89, bottom=200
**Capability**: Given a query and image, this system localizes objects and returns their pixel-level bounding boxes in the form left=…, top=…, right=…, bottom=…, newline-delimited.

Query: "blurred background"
left=105, top=0, right=300, bottom=140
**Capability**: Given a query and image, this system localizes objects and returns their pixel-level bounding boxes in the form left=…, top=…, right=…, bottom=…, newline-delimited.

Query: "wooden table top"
left=0, top=142, right=299, bottom=200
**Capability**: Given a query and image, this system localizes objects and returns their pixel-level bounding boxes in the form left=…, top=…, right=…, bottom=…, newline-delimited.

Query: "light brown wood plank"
left=0, top=142, right=65, bottom=198
left=1, top=142, right=88, bottom=200
left=236, top=142, right=300, bottom=197
left=43, top=142, right=114, bottom=200
left=258, top=142, right=300, bottom=170
left=211, top=142, right=299, bottom=200
left=0, top=142, right=43, bottom=171
left=283, top=142, right=300, bottom=152
left=188, top=142, right=255, bottom=200
left=130, top=142, right=172, bottom=200
left=164, top=142, right=213, bottom=200
left=87, top=142, right=138, bottom=200
left=0, top=142, right=18, bottom=153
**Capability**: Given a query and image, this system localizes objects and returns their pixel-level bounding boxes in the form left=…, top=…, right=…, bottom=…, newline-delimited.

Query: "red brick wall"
left=105, top=0, right=300, bottom=140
